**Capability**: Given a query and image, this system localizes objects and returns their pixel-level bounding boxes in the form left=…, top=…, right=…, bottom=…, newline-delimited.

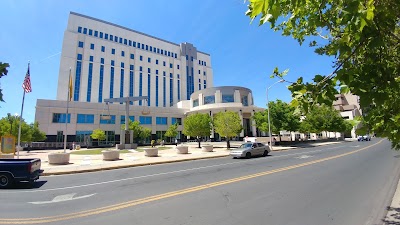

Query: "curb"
left=41, top=154, right=229, bottom=176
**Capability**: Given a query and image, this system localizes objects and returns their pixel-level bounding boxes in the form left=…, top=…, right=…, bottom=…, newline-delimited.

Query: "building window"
left=112, top=48, right=115, bottom=54
left=100, top=32, right=103, bottom=38
left=139, top=116, right=152, bottom=124
left=110, top=34, right=113, bottom=41
left=139, top=73, right=143, bottom=106
left=177, top=79, right=180, bottom=101
left=140, top=55, right=143, bottom=61
left=191, top=56, right=193, bottom=61
left=139, top=66, right=142, bottom=72
left=121, top=51, right=125, bottom=57
left=222, top=94, right=234, bottom=103
left=120, top=69, right=124, bottom=99
left=105, top=33, right=108, bottom=39
left=168, top=51, right=170, bottom=57
left=148, top=68, right=151, bottom=73
left=111, top=60, right=115, bottom=66
left=148, top=57, right=151, bottom=63
left=150, top=46, right=152, bottom=51
left=241, top=95, right=248, bottom=106
left=156, top=59, right=159, bottom=65
left=204, top=95, right=215, bottom=104
left=198, top=70, right=200, bottom=74
left=121, top=62, right=124, bottom=68
left=114, top=36, right=118, bottom=42
left=156, top=75, right=159, bottom=107
left=87, top=62, right=93, bottom=102
left=156, top=117, right=167, bottom=125
left=74, top=55, right=83, bottom=101
left=119, top=37, right=122, bottom=43
left=205, top=62, right=207, bottom=66
left=120, top=116, right=135, bottom=124
left=78, top=26, right=82, bottom=33
left=52, top=113, right=71, bottom=123
left=83, top=28, right=87, bottom=34
left=147, top=74, right=151, bottom=106
left=204, top=71, right=206, bottom=76
left=177, top=65, right=180, bottom=69
left=193, top=99, right=199, bottom=107
left=171, top=118, right=182, bottom=125
left=88, top=29, right=93, bottom=35
left=128, top=40, right=132, bottom=46
left=146, top=45, right=148, bottom=50
left=129, top=69, right=134, bottom=105
left=101, top=58, right=104, bottom=64
left=90, top=43, right=94, bottom=50
left=94, top=31, right=98, bottom=37
left=137, top=43, right=141, bottom=48
left=77, top=114, right=94, bottom=124
left=124, top=39, right=127, bottom=45
left=133, top=41, right=136, bottom=47
left=163, top=61, right=166, bottom=66
left=110, top=67, right=114, bottom=98
left=78, top=41, right=84, bottom=48
left=98, top=65, right=104, bottom=103
left=100, top=115, right=116, bottom=124
left=163, top=77, right=166, bottom=107
left=130, top=54, right=134, bottom=59
left=170, top=78, right=173, bottom=106
left=101, top=46, right=105, bottom=52
left=161, top=50, right=164, bottom=55
left=170, top=63, right=173, bottom=68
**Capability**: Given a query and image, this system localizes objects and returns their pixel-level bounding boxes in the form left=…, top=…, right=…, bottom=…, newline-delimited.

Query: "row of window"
left=77, top=26, right=179, bottom=59
left=192, top=94, right=249, bottom=107
left=53, top=113, right=182, bottom=125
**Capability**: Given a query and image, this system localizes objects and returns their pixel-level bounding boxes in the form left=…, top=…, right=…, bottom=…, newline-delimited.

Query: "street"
left=1, top=139, right=399, bottom=225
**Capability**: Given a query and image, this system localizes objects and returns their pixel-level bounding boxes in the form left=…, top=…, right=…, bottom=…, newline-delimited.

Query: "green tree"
left=165, top=123, right=178, bottom=142
left=91, top=129, right=106, bottom=142
left=182, top=113, right=212, bottom=148
left=213, top=111, right=243, bottom=149
left=126, top=120, right=152, bottom=144
left=0, top=62, right=10, bottom=102
left=29, top=121, right=46, bottom=142
left=246, top=0, right=400, bottom=149
left=0, top=115, right=31, bottom=142
left=253, top=100, right=300, bottom=141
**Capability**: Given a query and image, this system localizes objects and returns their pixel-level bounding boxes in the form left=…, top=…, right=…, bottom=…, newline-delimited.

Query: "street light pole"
left=267, top=79, right=285, bottom=149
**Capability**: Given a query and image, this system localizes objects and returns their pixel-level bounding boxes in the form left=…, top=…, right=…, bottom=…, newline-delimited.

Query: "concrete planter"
left=144, top=148, right=158, bottom=157
left=0, top=153, right=14, bottom=159
left=48, top=153, right=70, bottom=165
left=202, top=145, right=213, bottom=152
left=102, top=150, right=120, bottom=161
left=176, top=145, right=189, bottom=154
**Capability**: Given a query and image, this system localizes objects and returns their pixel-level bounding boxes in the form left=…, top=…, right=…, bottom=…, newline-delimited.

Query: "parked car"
left=0, top=158, right=42, bottom=188
left=358, top=135, right=371, bottom=141
left=230, top=142, right=270, bottom=159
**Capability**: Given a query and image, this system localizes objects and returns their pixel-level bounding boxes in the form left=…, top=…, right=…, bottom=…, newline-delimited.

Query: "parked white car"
left=230, top=142, right=271, bottom=159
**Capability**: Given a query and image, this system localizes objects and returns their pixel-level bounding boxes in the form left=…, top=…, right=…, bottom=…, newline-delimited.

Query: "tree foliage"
left=213, top=111, right=243, bottom=149
left=246, top=0, right=400, bottom=149
left=165, top=123, right=178, bottom=140
left=0, top=62, right=10, bottom=102
left=126, top=120, right=151, bottom=143
left=0, top=114, right=46, bottom=142
left=182, top=113, right=212, bottom=148
left=253, top=100, right=300, bottom=141
left=91, top=129, right=106, bottom=141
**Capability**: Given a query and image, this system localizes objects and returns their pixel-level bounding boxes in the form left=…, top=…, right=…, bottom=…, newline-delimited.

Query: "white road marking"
left=3, top=144, right=351, bottom=193
left=296, top=155, right=313, bottom=159
left=28, top=193, right=96, bottom=204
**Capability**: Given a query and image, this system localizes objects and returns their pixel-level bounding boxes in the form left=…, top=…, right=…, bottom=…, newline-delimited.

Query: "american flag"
left=22, top=65, right=32, bottom=93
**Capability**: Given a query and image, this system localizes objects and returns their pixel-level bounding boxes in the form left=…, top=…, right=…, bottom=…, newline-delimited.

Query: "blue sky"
left=0, top=0, right=334, bottom=123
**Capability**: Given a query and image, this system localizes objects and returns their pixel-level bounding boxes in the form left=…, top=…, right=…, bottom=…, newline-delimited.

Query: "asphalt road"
left=1, top=138, right=399, bottom=225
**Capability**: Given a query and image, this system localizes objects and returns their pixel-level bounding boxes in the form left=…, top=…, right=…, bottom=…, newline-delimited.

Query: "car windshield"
left=240, top=143, right=253, bottom=148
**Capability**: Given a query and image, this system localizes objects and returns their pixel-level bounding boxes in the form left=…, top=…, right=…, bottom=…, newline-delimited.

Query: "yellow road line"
left=0, top=140, right=383, bottom=224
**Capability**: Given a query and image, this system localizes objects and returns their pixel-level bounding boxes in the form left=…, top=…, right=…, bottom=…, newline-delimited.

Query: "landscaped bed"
left=70, top=146, right=171, bottom=155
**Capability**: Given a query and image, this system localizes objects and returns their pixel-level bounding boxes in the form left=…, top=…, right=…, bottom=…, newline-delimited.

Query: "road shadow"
left=12, top=180, right=48, bottom=189
left=383, top=206, right=400, bottom=224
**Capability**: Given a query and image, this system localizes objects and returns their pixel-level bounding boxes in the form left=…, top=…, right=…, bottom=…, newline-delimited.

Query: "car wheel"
left=246, top=152, right=251, bottom=159
left=263, top=150, right=269, bottom=157
left=0, top=173, right=14, bottom=188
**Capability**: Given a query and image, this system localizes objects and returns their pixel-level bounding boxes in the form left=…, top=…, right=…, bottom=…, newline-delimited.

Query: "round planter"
left=102, top=150, right=120, bottom=161
left=48, top=153, right=70, bottom=165
left=201, top=145, right=213, bottom=152
left=176, top=145, right=189, bottom=154
left=143, top=148, right=158, bottom=157
left=0, top=153, right=14, bottom=159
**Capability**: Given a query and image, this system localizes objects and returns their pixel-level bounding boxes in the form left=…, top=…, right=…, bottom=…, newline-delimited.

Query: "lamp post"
left=267, top=79, right=285, bottom=149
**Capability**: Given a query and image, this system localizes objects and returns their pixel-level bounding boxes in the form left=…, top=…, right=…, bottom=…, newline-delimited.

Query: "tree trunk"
left=197, top=138, right=201, bottom=148
left=290, top=131, right=293, bottom=142
left=278, top=133, right=282, bottom=142
left=226, top=138, right=230, bottom=149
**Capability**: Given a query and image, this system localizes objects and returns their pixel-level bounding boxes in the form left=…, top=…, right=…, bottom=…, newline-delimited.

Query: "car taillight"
left=27, top=163, right=32, bottom=173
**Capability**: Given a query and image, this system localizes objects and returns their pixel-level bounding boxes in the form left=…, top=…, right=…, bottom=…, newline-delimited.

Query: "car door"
left=255, top=143, right=263, bottom=156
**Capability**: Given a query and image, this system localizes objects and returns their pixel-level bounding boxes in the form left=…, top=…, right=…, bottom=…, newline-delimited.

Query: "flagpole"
left=17, top=62, right=29, bottom=159
left=17, top=88, right=26, bottom=159
left=63, top=68, right=71, bottom=153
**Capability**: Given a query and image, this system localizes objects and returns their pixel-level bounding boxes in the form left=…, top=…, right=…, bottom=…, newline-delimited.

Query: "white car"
left=230, top=142, right=271, bottom=159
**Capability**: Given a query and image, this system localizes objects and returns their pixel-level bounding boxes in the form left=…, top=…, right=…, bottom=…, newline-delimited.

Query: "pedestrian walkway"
left=10, top=141, right=344, bottom=176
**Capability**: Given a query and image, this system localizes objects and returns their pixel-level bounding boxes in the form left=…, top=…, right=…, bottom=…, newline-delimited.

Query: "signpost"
left=1, top=136, right=16, bottom=154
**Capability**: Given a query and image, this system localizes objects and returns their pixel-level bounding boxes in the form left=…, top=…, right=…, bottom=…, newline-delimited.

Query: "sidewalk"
left=11, top=141, right=344, bottom=176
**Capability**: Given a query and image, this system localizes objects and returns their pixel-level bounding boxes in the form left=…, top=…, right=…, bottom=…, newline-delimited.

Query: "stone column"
left=210, top=111, right=214, bottom=139
left=251, top=110, right=257, bottom=137
left=239, top=110, right=244, bottom=137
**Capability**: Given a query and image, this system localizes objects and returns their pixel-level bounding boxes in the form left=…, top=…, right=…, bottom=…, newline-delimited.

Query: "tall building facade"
left=57, top=12, right=213, bottom=107
left=35, top=12, right=263, bottom=147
